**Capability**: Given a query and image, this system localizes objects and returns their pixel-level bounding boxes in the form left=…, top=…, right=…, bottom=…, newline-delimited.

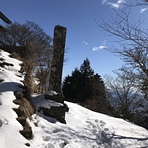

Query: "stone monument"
left=40, top=25, right=68, bottom=124
left=48, top=25, right=67, bottom=93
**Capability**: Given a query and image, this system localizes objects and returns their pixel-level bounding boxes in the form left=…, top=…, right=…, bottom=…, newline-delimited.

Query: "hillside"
left=0, top=49, right=148, bottom=148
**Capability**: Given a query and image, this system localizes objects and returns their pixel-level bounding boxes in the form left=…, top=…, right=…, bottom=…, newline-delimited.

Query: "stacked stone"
left=39, top=93, right=69, bottom=124
left=39, top=25, right=68, bottom=124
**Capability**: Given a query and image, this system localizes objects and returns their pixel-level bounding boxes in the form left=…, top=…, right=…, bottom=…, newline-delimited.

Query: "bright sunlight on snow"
left=0, top=49, right=148, bottom=147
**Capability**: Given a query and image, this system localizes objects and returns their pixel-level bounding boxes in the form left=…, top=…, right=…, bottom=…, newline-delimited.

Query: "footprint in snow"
left=87, top=119, right=114, bottom=144
left=45, top=143, right=55, bottom=148
left=52, top=128, right=63, bottom=133
left=0, top=119, right=3, bottom=127
left=99, top=120, right=106, bottom=127
left=100, top=125, right=115, bottom=143
left=94, top=119, right=106, bottom=127
left=42, top=135, right=51, bottom=141
left=0, top=118, right=9, bottom=127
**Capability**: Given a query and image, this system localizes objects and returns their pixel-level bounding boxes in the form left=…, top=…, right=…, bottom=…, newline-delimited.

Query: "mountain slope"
left=0, top=49, right=148, bottom=148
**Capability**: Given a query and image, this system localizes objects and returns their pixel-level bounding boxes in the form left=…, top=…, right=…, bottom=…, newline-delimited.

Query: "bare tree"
left=0, top=21, right=53, bottom=93
left=96, top=5, right=148, bottom=97
left=104, top=67, right=141, bottom=119
left=127, top=0, right=148, bottom=6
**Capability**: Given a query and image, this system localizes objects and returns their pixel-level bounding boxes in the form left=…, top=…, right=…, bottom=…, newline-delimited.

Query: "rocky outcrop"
left=14, top=91, right=34, bottom=117
left=39, top=103, right=69, bottom=124
left=13, top=89, right=35, bottom=139
left=38, top=92, right=69, bottom=124
left=44, top=94, right=65, bottom=104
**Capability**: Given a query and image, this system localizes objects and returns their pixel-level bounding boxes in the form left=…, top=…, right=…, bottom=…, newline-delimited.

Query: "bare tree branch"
left=95, top=5, right=148, bottom=96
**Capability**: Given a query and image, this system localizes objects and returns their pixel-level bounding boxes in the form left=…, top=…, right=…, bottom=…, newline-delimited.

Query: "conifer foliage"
left=62, top=58, right=111, bottom=114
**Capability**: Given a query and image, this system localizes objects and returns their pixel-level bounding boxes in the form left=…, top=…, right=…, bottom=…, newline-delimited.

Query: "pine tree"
left=62, top=58, right=113, bottom=114
left=62, top=68, right=84, bottom=102
left=80, top=58, right=94, bottom=77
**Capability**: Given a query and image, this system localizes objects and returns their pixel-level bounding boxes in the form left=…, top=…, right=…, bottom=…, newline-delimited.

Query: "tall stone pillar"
left=48, top=25, right=67, bottom=92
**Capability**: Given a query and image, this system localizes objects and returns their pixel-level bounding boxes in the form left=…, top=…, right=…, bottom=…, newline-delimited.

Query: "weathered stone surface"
left=0, top=61, right=14, bottom=67
left=13, top=90, right=34, bottom=139
left=44, top=94, right=65, bottom=104
left=0, top=79, right=4, bottom=83
left=20, top=128, right=33, bottom=140
left=48, top=25, right=67, bottom=93
left=21, top=98, right=35, bottom=118
left=13, top=99, right=21, bottom=105
left=63, top=103, right=69, bottom=112
left=14, top=91, right=24, bottom=100
left=13, top=91, right=35, bottom=118
left=39, top=104, right=69, bottom=124
left=13, top=108, right=24, bottom=117
left=16, top=117, right=26, bottom=126
left=43, top=94, right=69, bottom=124
left=16, top=116, right=33, bottom=139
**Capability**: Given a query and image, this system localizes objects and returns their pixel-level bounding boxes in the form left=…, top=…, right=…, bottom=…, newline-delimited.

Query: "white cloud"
left=108, top=2, right=120, bottom=9
left=93, top=45, right=107, bottom=51
left=102, top=0, right=126, bottom=9
left=83, top=41, right=88, bottom=45
left=93, top=40, right=107, bottom=51
left=118, top=0, right=125, bottom=4
left=99, top=45, right=107, bottom=49
left=140, top=8, right=148, bottom=13
left=93, top=47, right=98, bottom=51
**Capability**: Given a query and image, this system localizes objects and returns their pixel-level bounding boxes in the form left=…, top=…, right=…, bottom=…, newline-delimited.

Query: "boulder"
left=39, top=103, right=69, bottom=124
left=44, top=94, right=65, bottom=104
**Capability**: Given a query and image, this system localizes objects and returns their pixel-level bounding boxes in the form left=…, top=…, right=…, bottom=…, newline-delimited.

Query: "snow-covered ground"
left=0, top=49, right=148, bottom=148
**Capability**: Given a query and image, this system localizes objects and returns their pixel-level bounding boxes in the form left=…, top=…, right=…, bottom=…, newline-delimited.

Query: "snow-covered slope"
left=0, top=49, right=148, bottom=148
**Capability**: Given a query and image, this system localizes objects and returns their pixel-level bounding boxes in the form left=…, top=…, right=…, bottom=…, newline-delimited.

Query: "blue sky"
left=0, top=0, right=148, bottom=78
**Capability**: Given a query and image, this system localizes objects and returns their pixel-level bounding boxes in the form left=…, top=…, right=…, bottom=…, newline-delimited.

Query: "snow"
left=0, top=49, right=148, bottom=148
left=44, top=90, right=58, bottom=96
left=32, top=93, right=64, bottom=109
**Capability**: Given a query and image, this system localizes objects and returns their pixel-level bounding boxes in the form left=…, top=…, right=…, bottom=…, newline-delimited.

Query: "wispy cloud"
left=140, top=8, right=148, bottom=13
left=83, top=41, right=88, bottom=45
left=102, top=0, right=126, bottom=9
left=93, top=40, right=107, bottom=51
left=93, top=45, right=107, bottom=51
left=102, top=0, right=108, bottom=4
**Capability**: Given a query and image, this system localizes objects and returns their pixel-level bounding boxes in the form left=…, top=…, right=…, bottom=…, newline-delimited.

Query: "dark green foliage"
left=80, top=58, right=94, bottom=77
left=62, top=68, right=85, bottom=103
left=62, top=58, right=112, bottom=114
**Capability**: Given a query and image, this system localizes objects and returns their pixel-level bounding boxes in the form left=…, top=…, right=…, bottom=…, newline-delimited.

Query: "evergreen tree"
left=62, top=68, right=84, bottom=102
left=62, top=58, right=112, bottom=114
left=80, top=58, right=94, bottom=77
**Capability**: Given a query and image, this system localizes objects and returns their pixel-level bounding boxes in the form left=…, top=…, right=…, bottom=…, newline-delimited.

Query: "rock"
left=39, top=105, right=67, bottom=124
left=14, top=91, right=24, bottom=100
left=25, top=143, right=30, bottom=147
left=13, top=91, right=35, bottom=118
left=20, top=128, right=33, bottom=139
left=0, top=62, right=14, bottom=67
left=0, top=79, right=4, bottom=83
left=41, top=93, right=69, bottom=124
left=44, top=94, right=65, bottom=104
left=16, top=117, right=26, bottom=126
left=13, top=90, right=35, bottom=140
left=16, top=116, right=33, bottom=139
left=63, top=103, right=69, bottom=112
left=13, top=108, right=24, bottom=117
left=13, top=99, right=21, bottom=105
